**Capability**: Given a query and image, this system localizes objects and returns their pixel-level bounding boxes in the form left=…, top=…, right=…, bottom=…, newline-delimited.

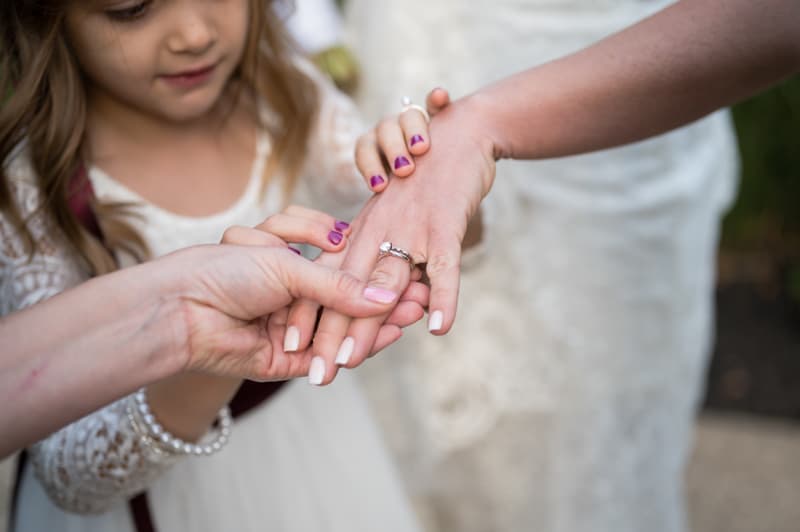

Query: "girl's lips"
left=160, top=63, right=217, bottom=89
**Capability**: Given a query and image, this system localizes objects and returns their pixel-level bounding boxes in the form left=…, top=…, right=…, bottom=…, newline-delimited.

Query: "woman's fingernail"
left=288, top=246, right=302, bottom=255
left=370, top=175, right=385, bottom=188
left=363, top=287, right=398, bottom=304
left=428, top=310, right=444, bottom=332
left=284, top=326, right=300, bottom=352
left=308, top=356, right=325, bottom=385
left=394, top=156, right=410, bottom=169
left=328, top=230, right=343, bottom=245
left=334, top=220, right=350, bottom=232
left=410, top=134, right=424, bottom=146
left=335, top=337, right=355, bottom=365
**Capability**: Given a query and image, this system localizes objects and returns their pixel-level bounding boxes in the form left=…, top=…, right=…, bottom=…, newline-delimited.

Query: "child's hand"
left=220, top=205, right=352, bottom=254
left=356, top=87, right=450, bottom=192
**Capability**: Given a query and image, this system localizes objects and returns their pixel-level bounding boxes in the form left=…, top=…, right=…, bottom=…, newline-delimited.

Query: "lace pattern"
left=294, top=75, right=370, bottom=219
left=4, top=73, right=372, bottom=515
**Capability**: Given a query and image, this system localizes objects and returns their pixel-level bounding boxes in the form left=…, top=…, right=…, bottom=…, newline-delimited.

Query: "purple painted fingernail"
left=410, top=134, right=424, bottom=146
left=394, top=156, right=411, bottom=169
left=334, top=220, right=350, bottom=232
left=328, top=230, right=343, bottom=245
left=289, top=246, right=302, bottom=255
left=370, top=175, right=385, bottom=188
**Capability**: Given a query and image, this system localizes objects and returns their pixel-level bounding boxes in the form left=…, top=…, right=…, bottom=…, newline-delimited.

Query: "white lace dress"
left=4, top=86, right=421, bottom=532
left=345, top=1, right=739, bottom=531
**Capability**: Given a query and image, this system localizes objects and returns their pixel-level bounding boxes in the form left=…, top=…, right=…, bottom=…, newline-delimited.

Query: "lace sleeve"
left=292, top=77, right=371, bottom=220
left=1, top=166, right=182, bottom=514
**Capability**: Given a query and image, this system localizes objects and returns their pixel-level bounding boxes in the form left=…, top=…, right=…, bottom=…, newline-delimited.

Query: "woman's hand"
left=283, top=95, right=497, bottom=385
left=178, top=206, right=428, bottom=382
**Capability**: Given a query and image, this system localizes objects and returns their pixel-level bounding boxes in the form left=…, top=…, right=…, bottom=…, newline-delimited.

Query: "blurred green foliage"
left=724, top=76, right=800, bottom=243
left=724, top=76, right=800, bottom=304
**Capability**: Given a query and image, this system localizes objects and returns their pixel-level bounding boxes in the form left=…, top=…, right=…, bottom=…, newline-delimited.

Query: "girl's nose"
left=167, top=8, right=217, bottom=55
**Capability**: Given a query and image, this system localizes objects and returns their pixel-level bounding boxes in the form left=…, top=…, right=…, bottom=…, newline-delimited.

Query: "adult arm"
left=314, top=0, right=800, bottom=371
left=0, top=243, right=404, bottom=459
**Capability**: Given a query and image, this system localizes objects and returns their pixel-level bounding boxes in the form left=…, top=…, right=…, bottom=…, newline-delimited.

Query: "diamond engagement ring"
left=400, top=96, right=430, bottom=123
left=378, top=241, right=415, bottom=269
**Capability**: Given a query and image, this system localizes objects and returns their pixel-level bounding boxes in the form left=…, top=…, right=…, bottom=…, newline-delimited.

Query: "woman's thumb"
left=284, top=257, right=399, bottom=318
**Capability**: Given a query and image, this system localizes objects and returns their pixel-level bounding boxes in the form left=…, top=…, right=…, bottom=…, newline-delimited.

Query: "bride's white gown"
left=345, top=1, right=739, bottom=531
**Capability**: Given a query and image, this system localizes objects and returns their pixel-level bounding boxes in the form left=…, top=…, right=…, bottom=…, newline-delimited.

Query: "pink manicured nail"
left=334, top=220, right=350, bottom=232
left=328, top=231, right=343, bottom=245
left=370, top=175, right=385, bottom=188
left=410, top=134, right=424, bottom=146
left=394, top=156, right=410, bottom=169
left=363, top=287, right=398, bottom=304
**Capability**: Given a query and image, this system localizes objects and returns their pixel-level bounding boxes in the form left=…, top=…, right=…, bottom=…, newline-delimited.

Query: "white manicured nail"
left=284, top=326, right=300, bottom=352
left=428, top=310, right=444, bottom=332
left=308, top=356, right=325, bottom=385
left=335, top=337, right=355, bottom=366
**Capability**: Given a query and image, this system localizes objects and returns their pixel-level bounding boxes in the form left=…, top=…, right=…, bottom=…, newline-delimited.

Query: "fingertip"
left=369, top=174, right=388, bottom=191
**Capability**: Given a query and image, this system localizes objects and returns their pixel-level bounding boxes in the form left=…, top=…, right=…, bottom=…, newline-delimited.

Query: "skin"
left=0, top=237, right=428, bottom=459
left=56, top=0, right=433, bottom=443
left=295, top=0, right=800, bottom=384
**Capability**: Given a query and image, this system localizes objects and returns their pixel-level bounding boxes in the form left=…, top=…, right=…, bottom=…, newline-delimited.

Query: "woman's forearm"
left=471, top=0, right=800, bottom=161
left=0, top=262, right=186, bottom=457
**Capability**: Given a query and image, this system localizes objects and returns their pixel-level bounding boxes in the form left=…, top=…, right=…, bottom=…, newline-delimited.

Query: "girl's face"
left=65, top=0, right=250, bottom=123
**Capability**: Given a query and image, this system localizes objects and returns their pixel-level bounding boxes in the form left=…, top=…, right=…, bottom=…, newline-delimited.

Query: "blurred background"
left=1, top=5, right=798, bottom=531
left=688, top=76, right=800, bottom=532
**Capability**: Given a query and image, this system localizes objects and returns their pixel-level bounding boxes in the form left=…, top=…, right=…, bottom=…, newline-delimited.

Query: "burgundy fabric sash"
left=9, top=168, right=288, bottom=532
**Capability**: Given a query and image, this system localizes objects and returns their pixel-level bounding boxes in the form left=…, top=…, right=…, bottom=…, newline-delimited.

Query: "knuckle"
left=369, top=265, right=400, bottom=289
left=332, top=270, right=362, bottom=299
left=425, top=252, right=460, bottom=278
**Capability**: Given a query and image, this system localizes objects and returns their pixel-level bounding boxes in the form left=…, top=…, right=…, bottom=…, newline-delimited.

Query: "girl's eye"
left=106, top=1, right=151, bottom=22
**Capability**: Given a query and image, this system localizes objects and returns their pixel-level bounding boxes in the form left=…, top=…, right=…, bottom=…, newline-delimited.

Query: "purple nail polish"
left=288, top=246, right=302, bottom=255
left=370, top=175, right=385, bottom=188
left=334, top=220, right=350, bottom=232
left=410, top=134, right=424, bottom=146
left=328, top=230, right=343, bottom=245
left=394, top=156, right=410, bottom=169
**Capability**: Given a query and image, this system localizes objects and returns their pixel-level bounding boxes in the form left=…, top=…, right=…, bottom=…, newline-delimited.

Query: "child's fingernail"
left=308, top=356, right=325, bottom=385
left=410, top=135, right=424, bottom=146
left=370, top=175, right=385, bottom=188
left=335, top=336, right=355, bottom=366
left=363, top=286, right=398, bottom=304
left=428, top=310, right=444, bottom=332
left=288, top=246, right=302, bottom=255
left=328, top=231, right=343, bottom=245
left=334, top=220, right=350, bottom=232
left=284, top=326, right=300, bottom=352
left=394, top=156, right=410, bottom=169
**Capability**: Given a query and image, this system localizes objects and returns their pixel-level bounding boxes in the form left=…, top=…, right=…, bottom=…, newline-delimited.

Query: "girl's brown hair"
left=0, top=0, right=318, bottom=275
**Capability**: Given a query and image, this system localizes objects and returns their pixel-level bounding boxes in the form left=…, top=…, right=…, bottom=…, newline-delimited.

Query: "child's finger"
left=281, top=205, right=352, bottom=235
left=354, top=132, right=389, bottom=192
left=377, top=116, right=415, bottom=178
left=220, top=225, right=287, bottom=247
left=255, top=212, right=348, bottom=251
left=399, top=108, right=431, bottom=156
left=425, top=87, right=451, bottom=116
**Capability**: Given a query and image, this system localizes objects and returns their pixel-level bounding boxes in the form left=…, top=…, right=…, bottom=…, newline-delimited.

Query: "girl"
left=1, top=1, right=436, bottom=530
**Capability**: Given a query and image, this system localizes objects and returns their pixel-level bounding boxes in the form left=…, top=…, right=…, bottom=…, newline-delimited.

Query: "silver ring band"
left=400, top=96, right=430, bottom=123
left=378, top=241, right=414, bottom=269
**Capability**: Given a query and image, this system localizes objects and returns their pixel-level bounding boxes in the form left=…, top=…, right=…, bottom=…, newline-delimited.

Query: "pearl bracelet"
left=131, top=387, right=232, bottom=456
